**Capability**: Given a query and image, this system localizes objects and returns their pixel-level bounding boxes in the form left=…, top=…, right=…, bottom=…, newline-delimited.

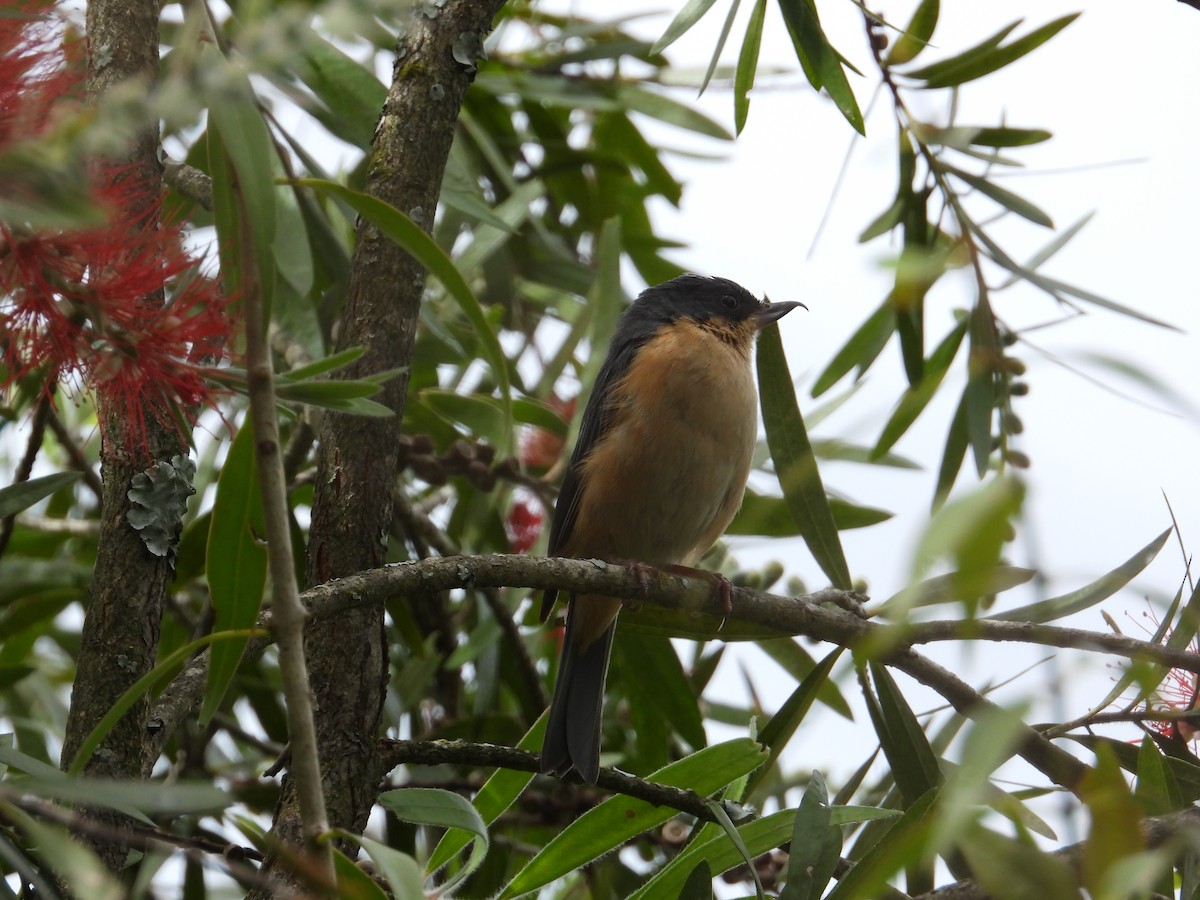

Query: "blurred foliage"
left=2, top=0, right=1198, bottom=897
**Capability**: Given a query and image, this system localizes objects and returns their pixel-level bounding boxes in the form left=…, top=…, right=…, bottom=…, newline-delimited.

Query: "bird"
left=538, top=274, right=803, bottom=783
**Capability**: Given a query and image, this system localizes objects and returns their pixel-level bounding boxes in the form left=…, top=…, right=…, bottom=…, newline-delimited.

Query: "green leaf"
left=379, top=788, right=489, bottom=895
left=4, top=806, right=124, bottom=900
left=67, top=630, right=264, bottom=776
left=632, top=805, right=898, bottom=899
left=811, top=439, right=920, bottom=469
left=957, top=823, right=1082, bottom=900
left=776, top=0, right=864, bottom=134
left=201, top=425, right=268, bottom=726
left=824, top=788, right=940, bottom=900
left=811, top=298, right=895, bottom=397
left=873, top=319, right=968, bottom=457
left=907, top=14, right=1079, bottom=89
left=757, top=639, right=853, bottom=719
left=279, top=347, right=367, bottom=381
left=997, top=213, right=1093, bottom=288
left=929, top=703, right=1030, bottom=849
left=932, top=388, right=971, bottom=509
left=418, top=390, right=567, bottom=447
left=967, top=126, right=1052, bottom=148
left=619, top=604, right=792, bottom=641
left=734, top=0, right=768, bottom=133
left=11, top=776, right=231, bottom=818
left=652, top=0, right=722, bottom=53
left=296, top=35, right=386, bottom=148
left=989, top=527, right=1170, bottom=623
left=202, top=44, right=276, bottom=318
left=912, top=474, right=1025, bottom=607
left=749, top=648, right=844, bottom=797
left=0, top=472, right=80, bottom=519
left=1135, top=736, right=1185, bottom=817
left=295, top=178, right=513, bottom=442
left=729, top=490, right=891, bottom=536
left=1067, top=734, right=1200, bottom=804
left=331, top=846, right=392, bottom=899
left=617, top=634, right=707, bottom=752
left=781, top=771, right=841, bottom=900
left=875, top=565, right=1035, bottom=618
left=499, top=739, right=766, bottom=898
left=452, top=178, right=545, bottom=274
left=947, top=165, right=1053, bottom=228
left=615, top=84, right=733, bottom=140
left=351, top=839, right=424, bottom=898
left=427, top=715, right=546, bottom=874
left=699, top=0, right=743, bottom=96
left=1080, top=746, right=1145, bottom=895
left=866, top=662, right=942, bottom=805
left=758, top=324, right=852, bottom=589
left=885, top=0, right=939, bottom=66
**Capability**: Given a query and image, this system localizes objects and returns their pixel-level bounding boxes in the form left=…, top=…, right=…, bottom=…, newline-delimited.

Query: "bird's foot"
left=622, top=561, right=658, bottom=611
left=661, top=563, right=734, bottom=627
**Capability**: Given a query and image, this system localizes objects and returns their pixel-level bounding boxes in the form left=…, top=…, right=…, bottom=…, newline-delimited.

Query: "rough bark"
left=254, top=0, right=507, bottom=886
left=59, top=0, right=177, bottom=873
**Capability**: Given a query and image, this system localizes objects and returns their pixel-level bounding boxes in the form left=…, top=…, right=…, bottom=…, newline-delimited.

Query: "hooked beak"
left=752, top=299, right=806, bottom=331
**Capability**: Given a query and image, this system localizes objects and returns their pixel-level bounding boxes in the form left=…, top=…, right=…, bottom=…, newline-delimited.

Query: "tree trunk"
left=253, top=0, right=507, bottom=888
left=59, top=0, right=176, bottom=873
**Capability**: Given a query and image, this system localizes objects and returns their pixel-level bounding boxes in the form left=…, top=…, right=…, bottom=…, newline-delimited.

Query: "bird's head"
left=630, top=274, right=804, bottom=352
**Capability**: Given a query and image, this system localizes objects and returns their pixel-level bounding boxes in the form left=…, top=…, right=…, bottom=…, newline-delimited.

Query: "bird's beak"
left=752, top=299, right=806, bottom=331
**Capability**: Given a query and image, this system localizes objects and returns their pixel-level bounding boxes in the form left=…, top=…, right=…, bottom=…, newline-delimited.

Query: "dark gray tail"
left=540, top=613, right=616, bottom=784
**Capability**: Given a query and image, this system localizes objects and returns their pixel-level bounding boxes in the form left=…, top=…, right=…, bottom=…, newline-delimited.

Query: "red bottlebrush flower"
left=0, top=5, right=236, bottom=458
left=520, top=394, right=575, bottom=470
left=1123, top=604, right=1200, bottom=744
left=505, top=493, right=544, bottom=554
left=0, top=1, right=81, bottom=154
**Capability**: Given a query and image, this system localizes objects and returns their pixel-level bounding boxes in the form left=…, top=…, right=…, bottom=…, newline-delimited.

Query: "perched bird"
left=539, top=274, right=802, bottom=783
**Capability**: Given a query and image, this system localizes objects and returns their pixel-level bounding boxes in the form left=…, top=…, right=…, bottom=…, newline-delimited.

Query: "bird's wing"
left=540, top=327, right=650, bottom=618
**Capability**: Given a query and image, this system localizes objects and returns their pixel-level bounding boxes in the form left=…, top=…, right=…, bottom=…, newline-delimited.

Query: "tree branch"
left=379, top=739, right=748, bottom=825
left=148, top=554, right=1200, bottom=802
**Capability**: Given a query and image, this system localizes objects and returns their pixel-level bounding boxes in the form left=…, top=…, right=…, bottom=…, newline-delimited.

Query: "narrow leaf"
left=885, top=0, right=939, bottom=66
left=989, top=527, right=1171, bottom=623
left=295, top=178, right=513, bottom=440
left=868, top=662, right=942, bottom=804
left=781, top=771, right=841, bottom=900
left=500, top=740, right=766, bottom=898
left=907, top=15, right=1078, bottom=89
left=0, top=472, right=80, bottom=519
left=777, top=0, right=865, bottom=133
left=652, top=0, right=723, bottom=54
left=811, top=298, right=895, bottom=397
left=699, top=0, right=743, bottom=96
left=202, top=425, right=268, bottom=726
left=427, top=715, right=546, bottom=874
left=758, top=324, right=852, bottom=589
left=734, top=0, right=768, bottom=133
left=948, top=165, right=1054, bottom=227
left=379, top=788, right=489, bottom=894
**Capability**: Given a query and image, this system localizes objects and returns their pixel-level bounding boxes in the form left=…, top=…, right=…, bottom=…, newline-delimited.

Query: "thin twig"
left=3, top=792, right=270, bottom=892
left=0, top=391, right=52, bottom=559
left=43, top=405, right=103, bottom=499
left=233, top=162, right=333, bottom=883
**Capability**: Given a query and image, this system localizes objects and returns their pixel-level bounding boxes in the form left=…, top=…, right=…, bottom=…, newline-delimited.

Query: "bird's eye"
left=720, top=294, right=738, bottom=310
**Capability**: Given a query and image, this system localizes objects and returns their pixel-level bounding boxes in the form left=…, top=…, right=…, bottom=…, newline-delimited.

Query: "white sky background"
left=574, top=0, right=1200, bottom=817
